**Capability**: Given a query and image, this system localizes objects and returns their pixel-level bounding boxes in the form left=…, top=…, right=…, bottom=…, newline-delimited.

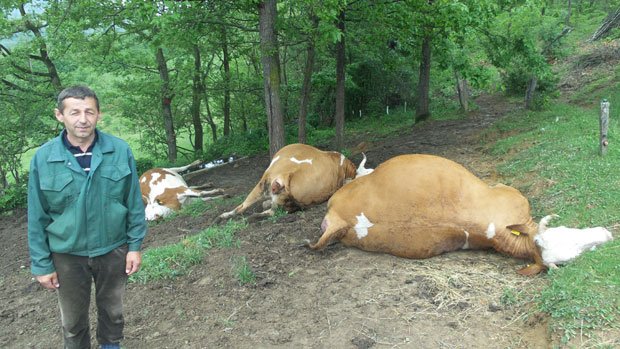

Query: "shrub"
left=0, top=181, right=28, bottom=212
left=135, top=157, right=155, bottom=175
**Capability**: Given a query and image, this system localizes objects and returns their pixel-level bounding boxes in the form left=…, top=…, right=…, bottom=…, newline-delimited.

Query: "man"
left=28, top=85, right=146, bottom=349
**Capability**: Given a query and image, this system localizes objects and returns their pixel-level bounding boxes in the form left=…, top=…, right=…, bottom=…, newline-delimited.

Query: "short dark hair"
left=57, top=85, right=100, bottom=112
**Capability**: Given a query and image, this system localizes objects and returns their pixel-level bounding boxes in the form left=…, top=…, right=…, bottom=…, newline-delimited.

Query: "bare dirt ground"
left=1, top=94, right=564, bottom=348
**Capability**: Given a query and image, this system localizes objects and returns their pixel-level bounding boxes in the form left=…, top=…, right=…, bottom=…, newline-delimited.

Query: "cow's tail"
left=307, top=213, right=347, bottom=250
left=355, top=153, right=374, bottom=178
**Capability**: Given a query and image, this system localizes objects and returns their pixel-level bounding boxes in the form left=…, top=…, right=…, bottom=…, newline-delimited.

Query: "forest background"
left=1, top=0, right=615, bottom=207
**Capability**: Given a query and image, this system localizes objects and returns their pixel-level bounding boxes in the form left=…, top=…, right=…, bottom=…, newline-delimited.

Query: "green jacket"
left=28, top=130, right=146, bottom=275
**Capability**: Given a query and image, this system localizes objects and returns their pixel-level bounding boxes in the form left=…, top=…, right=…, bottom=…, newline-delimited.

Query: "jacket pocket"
left=40, top=175, right=76, bottom=210
left=99, top=164, right=131, bottom=199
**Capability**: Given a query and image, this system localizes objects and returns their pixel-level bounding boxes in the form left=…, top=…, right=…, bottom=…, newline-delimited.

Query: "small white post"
left=386, top=106, right=389, bottom=115
left=599, top=99, right=610, bottom=156
left=359, top=110, right=362, bottom=118
left=404, top=101, right=407, bottom=113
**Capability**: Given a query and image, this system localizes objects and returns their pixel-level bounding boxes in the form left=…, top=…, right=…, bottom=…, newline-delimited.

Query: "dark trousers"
left=52, top=245, right=128, bottom=349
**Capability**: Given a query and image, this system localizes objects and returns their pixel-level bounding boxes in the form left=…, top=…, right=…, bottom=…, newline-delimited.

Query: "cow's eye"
left=156, top=199, right=162, bottom=205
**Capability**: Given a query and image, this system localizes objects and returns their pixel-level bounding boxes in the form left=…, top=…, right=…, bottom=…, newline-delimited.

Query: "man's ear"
left=54, top=108, right=64, bottom=123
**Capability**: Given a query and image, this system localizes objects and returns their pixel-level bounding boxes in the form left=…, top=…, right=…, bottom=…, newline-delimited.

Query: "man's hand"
left=36, top=272, right=60, bottom=290
left=125, top=251, right=142, bottom=275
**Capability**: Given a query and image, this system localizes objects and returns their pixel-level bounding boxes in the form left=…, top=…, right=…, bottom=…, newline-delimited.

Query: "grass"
left=146, top=195, right=244, bottom=226
left=538, top=243, right=620, bottom=344
left=230, top=256, right=256, bottom=286
left=485, top=81, right=620, bottom=344
left=266, top=207, right=288, bottom=222
left=129, top=219, right=247, bottom=283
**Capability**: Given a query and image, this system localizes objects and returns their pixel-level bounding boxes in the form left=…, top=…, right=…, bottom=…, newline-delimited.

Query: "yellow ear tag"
left=511, top=230, right=521, bottom=236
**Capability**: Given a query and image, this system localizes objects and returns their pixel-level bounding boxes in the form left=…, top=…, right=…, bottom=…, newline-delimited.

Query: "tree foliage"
left=0, top=0, right=612, bottom=196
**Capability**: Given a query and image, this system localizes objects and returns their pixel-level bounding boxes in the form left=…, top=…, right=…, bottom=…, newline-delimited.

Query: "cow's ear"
left=142, top=195, right=148, bottom=206
left=506, top=224, right=532, bottom=237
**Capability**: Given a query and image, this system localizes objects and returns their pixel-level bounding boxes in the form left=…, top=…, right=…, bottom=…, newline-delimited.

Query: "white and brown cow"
left=219, top=143, right=357, bottom=220
left=140, top=160, right=226, bottom=221
left=308, top=154, right=549, bottom=275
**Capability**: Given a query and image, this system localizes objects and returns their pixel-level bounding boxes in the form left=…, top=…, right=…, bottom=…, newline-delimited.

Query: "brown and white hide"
left=308, top=154, right=547, bottom=275
left=140, top=160, right=225, bottom=221
left=219, top=143, right=357, bottom=220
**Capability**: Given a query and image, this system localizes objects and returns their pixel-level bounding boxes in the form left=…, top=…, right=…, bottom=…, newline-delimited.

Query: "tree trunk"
left=221, top=25, right=231, bottom=136
left=334, top=9, right=346, bottom=151
left=155, top=47, right=177, bottom=163
left=0, top=165, right=8, bottom=189
left=236, top=60, right=248, bottom=132
left=191, top=44, right=204, bottom=153
left=415, top=36, right=432, bottom=123
left=599, top=99, right=610, bottom=156
left=201, top=55, right=218, bottom=143
left=298, top=16, right=318, bottom=144
left=258, top=0, right=286, bottom=158
left=20, top=5, right=62, bottom=93
left=525, top=75, right=537, bottom=109
left=203, top=94, right=218, bottom=142
left=454, top=72, right=469, bottom=112
left=281, top=45, right=289, bottom=119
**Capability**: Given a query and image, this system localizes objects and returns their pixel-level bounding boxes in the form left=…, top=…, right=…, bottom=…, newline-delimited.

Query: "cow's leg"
left=548, top=263, right=558, bottom=269
left=219, top=177, right=269, bottom=219
left=198, top=188, right=225, bottom=197
left=262, top=200, right=272, bottom=211
left=307, top=214, right=348, bottom=250
left=166, top=159, right=202, bottom=173
left=248, top=208, right=275, bottom=220
left=201, top=194, right=227, bottom=202
left=190, top=182, right=214, bottom=190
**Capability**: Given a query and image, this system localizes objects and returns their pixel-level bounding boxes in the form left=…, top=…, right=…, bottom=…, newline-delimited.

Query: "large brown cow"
left=219, top=143, right=357, bottom=220
left=308, top=154, right=547, bottom=275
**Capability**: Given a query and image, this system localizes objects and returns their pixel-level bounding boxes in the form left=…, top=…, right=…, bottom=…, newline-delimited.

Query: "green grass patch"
left=491, top=102, right=620, bottom=227
left=266, top=207, right=288, bottom=223
left=487, top=86, right=620, bottom=343
left=129, top=219, right=247, bottom=283
left=179, top=195, right=244, bottom=219
left=146, top=195, right=244, bottom=226
left=538, top=241, right=620, bottom=344
left=230, top=256, right=256, bottom=286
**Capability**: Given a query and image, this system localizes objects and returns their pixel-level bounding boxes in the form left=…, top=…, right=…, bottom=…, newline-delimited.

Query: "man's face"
left=55, top=97, right=101, bottom=146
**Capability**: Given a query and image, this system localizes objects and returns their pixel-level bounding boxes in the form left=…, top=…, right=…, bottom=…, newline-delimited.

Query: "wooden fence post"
left=599, top=99, right=610, bottom=156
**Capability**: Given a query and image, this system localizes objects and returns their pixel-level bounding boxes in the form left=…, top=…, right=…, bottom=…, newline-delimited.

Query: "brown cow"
left=219, top=143, right=357, bottom=220
left=308, top=154, right=547, bottom=275
left=140, top=160, right=226, bottom=221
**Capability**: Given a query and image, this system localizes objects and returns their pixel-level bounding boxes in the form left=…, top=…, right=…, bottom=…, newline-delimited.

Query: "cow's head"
left=144, top=197, right=177, bottom=221
left=144, top=189, right=199, bottom=221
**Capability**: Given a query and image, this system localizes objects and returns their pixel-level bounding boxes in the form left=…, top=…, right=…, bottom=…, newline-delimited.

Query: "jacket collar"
left=47, top=129, right=114, bottom=163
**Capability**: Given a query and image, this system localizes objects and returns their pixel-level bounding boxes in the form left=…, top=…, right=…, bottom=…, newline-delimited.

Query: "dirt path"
left=0, top=94, right=555, bottom=348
